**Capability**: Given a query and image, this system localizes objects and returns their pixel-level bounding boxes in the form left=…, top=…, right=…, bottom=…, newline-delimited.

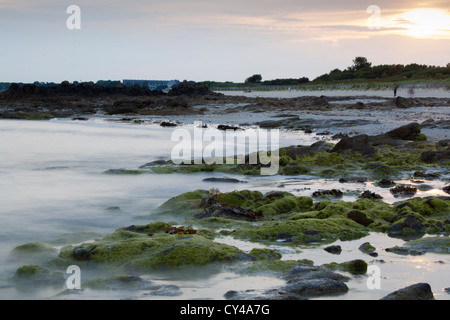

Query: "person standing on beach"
left=394, top=85, right=399, bottom=97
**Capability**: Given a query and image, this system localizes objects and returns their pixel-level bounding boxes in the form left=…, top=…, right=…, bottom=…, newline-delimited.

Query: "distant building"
left=123, top=79, right=180, bottom=90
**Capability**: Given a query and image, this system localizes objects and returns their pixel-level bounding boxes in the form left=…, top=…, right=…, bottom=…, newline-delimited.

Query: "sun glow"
left=397, top=9, right=450, bottom=38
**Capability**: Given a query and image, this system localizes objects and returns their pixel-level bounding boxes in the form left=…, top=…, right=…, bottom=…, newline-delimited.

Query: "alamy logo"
left=367, top=5, right=381, bottom=30
left=171, top=122, right=280, bottom=176
left=367, top=265, right=381, bottom=290
left=66, top=265, right=81, bottom=289
left=66, top=5, right=81, bottom=30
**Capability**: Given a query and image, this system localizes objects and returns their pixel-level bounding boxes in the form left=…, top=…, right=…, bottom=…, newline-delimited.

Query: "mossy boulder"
left=323, top=259, right=368, bottom=275
left=232, top=217, right=367, bottom=243
left=403, top=236, right=450, bottom=254
left=56, top=227, right=246, bottom=272
left=10, top=265, right=65, bottom=289
left=248, top=248, right=282, bottom=260
left=9, top=242, right=58, bottom=263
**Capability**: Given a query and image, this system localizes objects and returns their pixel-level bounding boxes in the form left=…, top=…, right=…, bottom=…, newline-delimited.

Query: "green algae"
left=404, top=236, right=450, bottom=254
left=10, top=265, right=65, bottom=289
left=231, top=217, right=368, bottom=243
left=248, top=248, right=282, bottom=260
left=393, top=197, right=450, bottom=217
left=9, top=242, right=58, bottom=263
left=323, top=259, right=368, bottom=275
left=54, top=226, right=246, bottom=272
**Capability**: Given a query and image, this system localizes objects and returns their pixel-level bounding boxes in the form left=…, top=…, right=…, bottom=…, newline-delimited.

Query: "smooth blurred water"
left=0, top=118, right=448, bottom=300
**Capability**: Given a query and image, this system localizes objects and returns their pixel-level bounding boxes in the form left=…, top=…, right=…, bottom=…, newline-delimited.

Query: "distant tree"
left=447, top=63, right=450, bottom=68
left=352, top=57, right=372, bottom=71
left=245, top=74, right=262, bottom=83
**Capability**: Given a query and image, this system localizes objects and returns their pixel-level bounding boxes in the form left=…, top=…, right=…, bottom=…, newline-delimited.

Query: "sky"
left=0, top=0, right=449, bottom=83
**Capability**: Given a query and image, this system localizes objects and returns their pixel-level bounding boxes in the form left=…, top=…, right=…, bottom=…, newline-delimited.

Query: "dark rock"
left=376, top=179, right=396, bottom=188
left=203, top=177, right=247, bottom=183
left=390, top=184, right=418, bottom=197
left=394, top=97, right=415, bottom=109
left=385, top=122, right=422, bottom=140
left=444, top=186, right=450, bottom=195
left=217, top=124, right=241, bottom=131
left=413, top=171, right=440, bottom=180
left=160, top=121, right=177, bottom=127
left=311, top=96, right=329, bottom=106
left=312, top=189, right=343, bottom=198
left=359, top=242, right=376, bottom=254
left=420, top=148, right=450, bottom=163
left=359, top=190, right=383, bottom=200
left=224, top=290, right=239, bottom=300
left=347, top=210, right=374, bottom=227
left=381, top=283, right=435, bottom=300
left=194, top=204, right=264, bottom=222
left=284, top=265, right=349, bottom=283
left=276, top=233, right=293, bottom=242
left=385, top=246, right=424, bottom=256
left=282, top=279, right=348, bottom=297
left=324, top=245, right=342, bottom=255
left=388, top=216, right=424, bottom=234
left=168, top=81, right=220, bottom=97
left=404, top=216, right=425, bottom=230
left=331, top=134, right=376, bottom=156
left=332, top=133, right=349, bottom=140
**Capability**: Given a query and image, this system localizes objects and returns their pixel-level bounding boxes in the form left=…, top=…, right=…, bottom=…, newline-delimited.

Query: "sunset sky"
left=0, top=0, right=449, bottom=83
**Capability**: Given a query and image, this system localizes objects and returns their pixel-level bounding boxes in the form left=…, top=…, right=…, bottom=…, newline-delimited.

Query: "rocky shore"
left=3, top=82, right=449, bottom=300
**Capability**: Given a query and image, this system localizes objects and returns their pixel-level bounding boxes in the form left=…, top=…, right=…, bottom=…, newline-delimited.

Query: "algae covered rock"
left=248, top=248, right=282, bottom=260
left=56, top=226, right=246, bottom=272
left=10, top=265, right=65, bottom=289
left=403, top=236, right=450, bottom=254
left=323, top=259, right=368, bottom=275
left=9, top=242, right=58, bottom=263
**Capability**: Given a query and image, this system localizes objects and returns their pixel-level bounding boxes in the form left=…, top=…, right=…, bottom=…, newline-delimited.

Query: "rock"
left=359, top=190, right=383, bottom=200
left=444, top=186, right=450, bottom=195
left=390, top=184, right=418, bottom=197
left=420, top=148, right=450, bottom=163
left=359, top=242, right=376, bottom=254
left=347, top=210, right=374, bottom=227
left=10, top=265, right=65, bottom=289
left=276, top=233, right=293, bottom=242
left=324, top=245, right=342, bottom=255
left=217, top=124, right=241, bottom=131
left=281, top=279, right=349, bottom=297
left=312, top=189, right=343, bottom=198
left=160, top=121, right=177, bottom=127
left=311, top=96, right=329, bottom=106
left=376, top=179, right=396, bottom=188
left=385, top=246, right=424, bottom=256
left=194, top=204, right=264, bottom=222
left=168, top=81, right=219, bottom=97
left=9, top=242, right=58, bottom=263
left=385, top=122, right=422, bottom=141
left=387, top=216, right=424, bottom=234
left=393, top=97, right=415, bottom=109
left=326, top=260, right=368, bottom=275
left=413, top=171, right=440, bottom=180
left=249, top=248, right=282, bottom=260
left=224, top=290, right=239, bottom=300
left=381, top=283, right=435, bottom=300
left=403, top=236, right=450, bottom=254
left=203, top=177, right=247, bottom=183
left=330, top=134, right=376, bottom=156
